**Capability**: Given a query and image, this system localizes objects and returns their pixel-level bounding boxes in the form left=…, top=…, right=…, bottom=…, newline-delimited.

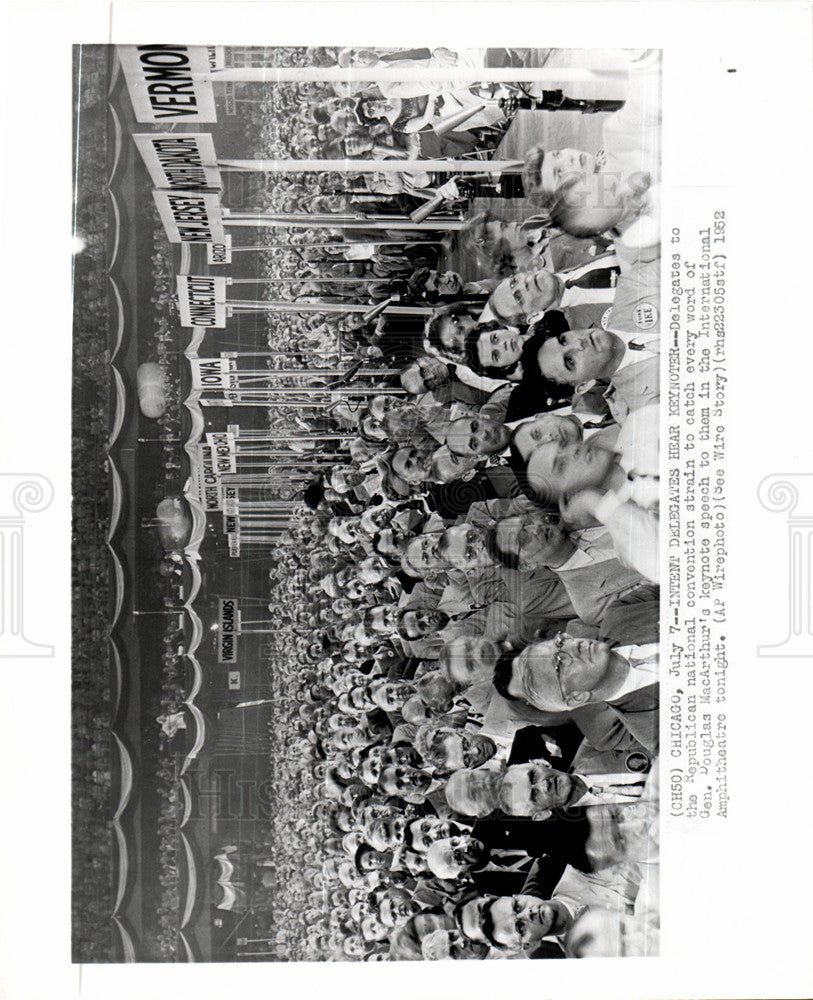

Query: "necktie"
left=489, top=850, right=535, bottom=873
left=590, top=780, right=645, bottom=798
left=628, top=337, right=659, bottom=352
left=564, top=265, right=620, bottom=290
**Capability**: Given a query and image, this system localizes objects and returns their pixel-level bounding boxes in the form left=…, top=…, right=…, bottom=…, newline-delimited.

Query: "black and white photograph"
left=3, top=2, right=813, bottom=998
left=71, top=43, right=660, bottom=963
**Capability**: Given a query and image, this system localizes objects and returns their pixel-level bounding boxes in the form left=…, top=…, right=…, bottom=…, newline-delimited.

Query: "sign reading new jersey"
left=221, top=483, right=239, bottom=518
left=133, top=133, right=221, bottom=191
left=117, top=45, right=217, bottom=122
left=177, top=276, right=227, bottom=328
left=155, top=191, right=225, bottom=245
left=217, top=599, right=238, bottom=663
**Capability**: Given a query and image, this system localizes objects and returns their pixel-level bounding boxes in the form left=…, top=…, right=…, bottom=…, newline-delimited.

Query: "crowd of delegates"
left=244, top=48, right=663, bottom=962
left=73, top=52, right=115, bottom=956
left=249, top=44, right=528, bottom=173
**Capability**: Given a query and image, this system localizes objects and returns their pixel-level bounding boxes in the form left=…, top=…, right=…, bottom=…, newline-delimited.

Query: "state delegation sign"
left=177, top=276, right=227, bottom=328
left=190, top=357, right=236, bottom=389
left=117, top=45, right=217, bottom=123
left=207, top=236, right=232, bottom=265
left=155, top=191, right=226, bottom=245
left=217, top=599, right=239, bottom=663
left=133, top=133, right=222, bottom=191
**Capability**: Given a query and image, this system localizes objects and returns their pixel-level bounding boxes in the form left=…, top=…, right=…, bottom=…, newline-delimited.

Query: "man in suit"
left=427, top=464, right=521, bottom=520
left=488, top=508, right=645, bottom=626
left=499, top=760, right=651, bottom=818
left=454, top=882, right=574, bottom=957
left=435, top=521, right=577, bottom=647
left=482, top=253, right=625, bottom=332
left=595, top=585, right=659, bottom=646
left=534, top=322, right=659, bottom=425
left=463, top=722, right=594, bottom=895
left=493, top=632, right=659, bottom=755
left=456, top=848, right=642, bottom=958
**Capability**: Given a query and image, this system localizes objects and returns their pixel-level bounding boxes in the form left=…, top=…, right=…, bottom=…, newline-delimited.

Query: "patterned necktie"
left=564, top=265, right=620, bottom=290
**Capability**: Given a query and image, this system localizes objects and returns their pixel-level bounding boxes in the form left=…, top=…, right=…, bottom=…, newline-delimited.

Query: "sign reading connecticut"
left=177, top=277, right=228, bottom=328
left=117, top=45, right=218, bottom=123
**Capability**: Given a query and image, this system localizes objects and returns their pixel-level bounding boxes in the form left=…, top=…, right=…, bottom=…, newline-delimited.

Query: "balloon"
left=137, top=362, right=167, bottom=418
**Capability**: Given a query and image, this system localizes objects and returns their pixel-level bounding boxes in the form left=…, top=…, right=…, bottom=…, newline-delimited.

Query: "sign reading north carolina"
left=133, top=133, right=222, bottom=191
left=117, top=45, right=217, bottom=123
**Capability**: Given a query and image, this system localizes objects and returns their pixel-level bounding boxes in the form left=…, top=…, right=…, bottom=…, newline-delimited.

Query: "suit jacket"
left=507, top=722, right=586, bottom=772
left=561, top=300, right=614, bottom=330
left=570, top=682, right=659, bottom=755
left=598, top=586, right=660, bottom=646
left=470, top=866, right=533, bottom=898
left=504, top=311, right=571, bottom=423
left=427, top=467, right=519, bottom=520
left=544, top=233, right=613, bottom=273
left=605, top=354, right=660, bottom=426
left=508, top=722, right=652, bottom=791
left=568, top=737, right=653, bottom=776
left=602, top=257, right=661, bottom=338
left=471, top=814, right=590, bottom=882
left=556, top=556, right=645, bottom=627
left=459, top=565, right=575, bottom=647
left=468, top=724, right=593, bottom=893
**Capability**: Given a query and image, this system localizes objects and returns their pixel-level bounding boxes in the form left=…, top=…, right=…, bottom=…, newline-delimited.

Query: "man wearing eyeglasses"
left=481, top=255, right=624, bottom=332
left=493, top=631, right=659, bottom=755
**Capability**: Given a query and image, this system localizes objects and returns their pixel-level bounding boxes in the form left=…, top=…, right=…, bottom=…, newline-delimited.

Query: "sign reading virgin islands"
left=133, top=133, right=222, bottom=191
left=154, top=190, right=225, bottom=244
left=177, top=275, right=227, bottom=327
left=217, top=599, right=238, bottom=663
left=117, top=45, right=217, bottom=123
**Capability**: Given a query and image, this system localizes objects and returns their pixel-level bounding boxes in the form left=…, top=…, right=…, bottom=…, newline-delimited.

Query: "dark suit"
left=469, top=867, right=530, bottom=898
left=427, top=466, right=520, bottom=520
left=521, top=860, right=568, bottom=958
left=507, top=722, right=585, bottom=772
left=570, top=682, right=659, bottom=755
left=467, top=723, right=592, bottom=896
left=505, top=311, right=572, bottom=423
left=598, top=585, right=660, bottom=646
left=470, top=814, right=590, bottom=891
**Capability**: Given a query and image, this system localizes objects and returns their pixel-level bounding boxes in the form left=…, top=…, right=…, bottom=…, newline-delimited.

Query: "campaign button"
left=633, top=303, right=658, bottom=330
left=625, top=751, right=651, bottom=773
